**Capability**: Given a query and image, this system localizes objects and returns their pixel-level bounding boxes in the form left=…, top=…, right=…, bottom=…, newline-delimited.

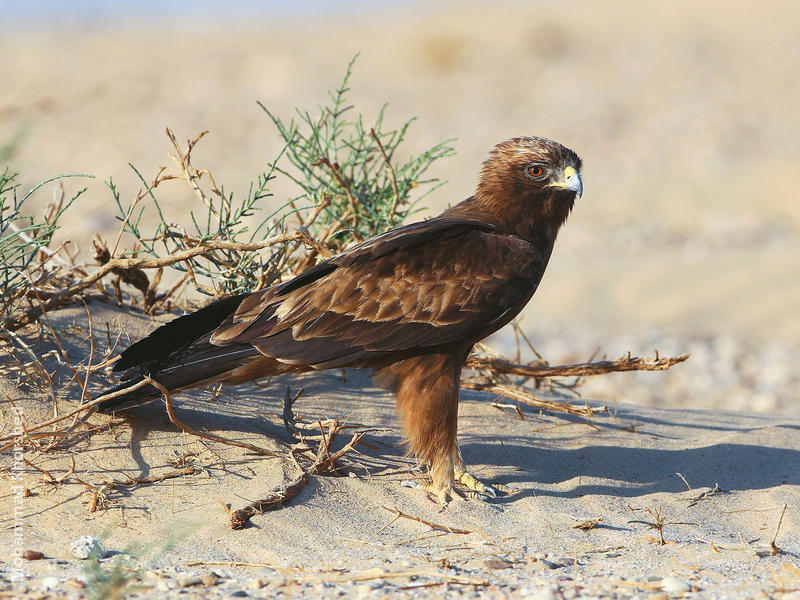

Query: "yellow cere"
left=564, top=166, right=577, bottom=178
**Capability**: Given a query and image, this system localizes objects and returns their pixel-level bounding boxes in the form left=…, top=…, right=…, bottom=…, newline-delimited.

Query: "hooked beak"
left=548, top=165, right=583, bottom=198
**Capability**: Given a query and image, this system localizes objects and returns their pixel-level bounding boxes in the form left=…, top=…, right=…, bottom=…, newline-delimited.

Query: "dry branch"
left=4, top=231, right=305, bottom=331
left=381, top=506, right=472, bottom=535
left=369, top=128, right=400, bottom=217
left=230, top=420, right=368, bottom=529
left=313, top=157, right=360, bottom=234
left=145, top=375, right=280, bottom=457
left=460, top=380, right=604, bottom=416
left=465, top=353, right=689, bottom=379
left=230, top=469, right=309, bottom=529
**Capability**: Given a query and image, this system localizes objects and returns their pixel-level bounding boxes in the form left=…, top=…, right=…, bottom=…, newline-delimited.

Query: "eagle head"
left=475, top=136, right=583, bottom=231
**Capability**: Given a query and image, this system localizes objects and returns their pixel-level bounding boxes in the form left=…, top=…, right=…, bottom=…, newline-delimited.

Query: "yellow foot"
left=401, top=480, right=463, bottom=505
left=454, top=468, right=503, bottom=498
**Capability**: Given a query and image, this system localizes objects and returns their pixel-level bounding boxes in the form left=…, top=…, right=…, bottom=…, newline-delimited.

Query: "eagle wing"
left=209, top=217, right=544, bottom=369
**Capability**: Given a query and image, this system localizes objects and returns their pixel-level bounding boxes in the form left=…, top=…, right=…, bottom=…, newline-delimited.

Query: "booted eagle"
left=98, top=136, right=583, bottom=501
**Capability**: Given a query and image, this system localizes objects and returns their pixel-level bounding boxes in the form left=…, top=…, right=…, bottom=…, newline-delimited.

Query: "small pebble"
left=484, top=557, right=513, bottom=569
left=660, top=576, right=692, bottom=595
left=179, top=576, right=204, bottom=588
left=229, top=591, right=248, bottom=597
left=67, top=578, right=86, bottom=589
left=41, top=577, right=59, bottom=591
left=248, top=578, right=266, bottom=589
left=69, top=536, right=105, bottom=560
left=22, top=550, right=45, bottom=560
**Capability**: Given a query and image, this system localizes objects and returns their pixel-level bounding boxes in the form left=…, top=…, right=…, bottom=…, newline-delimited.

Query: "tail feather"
left=97, top=342, right=262, bottom=413
left=97, top=293, right=256, bottom=413
left=112, top=294, right=248, bottom=372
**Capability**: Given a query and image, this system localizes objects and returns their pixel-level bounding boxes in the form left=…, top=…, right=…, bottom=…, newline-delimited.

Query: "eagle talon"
left=455, top=468, right=500, bottom=498
left=424, top=484, right=462, bottom=505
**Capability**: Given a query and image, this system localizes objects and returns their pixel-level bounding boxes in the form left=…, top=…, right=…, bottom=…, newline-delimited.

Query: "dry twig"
left=381, top=506, right=472, bottom=535
left=465, top=352, right=689, bottom=379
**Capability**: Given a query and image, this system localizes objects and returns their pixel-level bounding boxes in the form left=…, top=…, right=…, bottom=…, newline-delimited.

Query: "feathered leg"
left=390, top=352, right=461, bottom=502
left=376, top=350, right=500, bottom=502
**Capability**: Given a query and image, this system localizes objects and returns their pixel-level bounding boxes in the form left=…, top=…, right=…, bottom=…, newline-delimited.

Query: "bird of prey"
left=98, top=136, right=583, bottom=502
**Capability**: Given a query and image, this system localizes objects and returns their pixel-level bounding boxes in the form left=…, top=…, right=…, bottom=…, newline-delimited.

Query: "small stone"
left=532, top=553, right=549, bottom=561
left=201, top=574, right=219, bottom=586
left=69, top=536, right=105, bottom=560
left=229, top=591, right=248, bottom=597
left=178, top=576, right=204, bottom=588
left=41, top=577, right=59, bottom=591
left=540, top=559, right=564, bottom=570
left=248, top=578, right=266, bottom=589
left=22, top=550, right=45, bottom=560
left=660, top=576, right=691, bottom=596
left=484, top=558, right=513, bottom=569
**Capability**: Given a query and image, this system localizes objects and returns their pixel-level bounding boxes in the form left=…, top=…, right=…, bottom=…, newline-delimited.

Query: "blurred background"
left=2, top=0, right=798, bottom=413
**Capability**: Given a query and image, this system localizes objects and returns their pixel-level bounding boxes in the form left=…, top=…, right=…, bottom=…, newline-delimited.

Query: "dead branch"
left=465, top=352, right=689, bottom=379
left=93, top=238, right=149, bottom=299
left=145, top=375, right=280, bottom=457
left=0, top=379, right=152, bottom=450
left=369, top=128, right=400, bottom=217
left=4, top=230, right=305, bottom=331
left=109, top=465, right=201, bottom=489
left=230, top=469, right=309, bottom=529
left=230, top=421, right=368, bottom=529
left=165, top=128, right=225, bottom=216
left=313, top=157, right=360, bottom=235
left=381, top=506, right=472, bottom=535
left=460, top=380, right=604, bottom=417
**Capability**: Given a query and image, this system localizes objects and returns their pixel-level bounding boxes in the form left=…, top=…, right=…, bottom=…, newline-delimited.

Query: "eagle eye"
left=526, top=164, right=547, bottom=179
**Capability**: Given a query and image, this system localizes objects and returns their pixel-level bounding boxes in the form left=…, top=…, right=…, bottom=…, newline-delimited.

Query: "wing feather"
left=209, top=217, right=543, bottom=369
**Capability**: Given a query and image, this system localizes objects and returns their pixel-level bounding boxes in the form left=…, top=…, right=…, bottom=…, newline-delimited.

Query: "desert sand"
left=2, top=304, right=800, bottom=599
left=2, top=1, right=799, bottom=598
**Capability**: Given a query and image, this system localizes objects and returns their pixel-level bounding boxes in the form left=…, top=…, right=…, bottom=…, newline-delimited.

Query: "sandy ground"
left=2, top=304, right=800, bottom=599
left=2, top=1, right=799, bottom=598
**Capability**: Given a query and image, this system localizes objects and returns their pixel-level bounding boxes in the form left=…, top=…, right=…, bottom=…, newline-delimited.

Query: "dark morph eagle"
left=98, top=136, right=583, bottom=502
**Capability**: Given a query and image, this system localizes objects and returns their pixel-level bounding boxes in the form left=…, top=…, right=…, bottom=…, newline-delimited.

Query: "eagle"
left=98, top=136, right=583, bottom=502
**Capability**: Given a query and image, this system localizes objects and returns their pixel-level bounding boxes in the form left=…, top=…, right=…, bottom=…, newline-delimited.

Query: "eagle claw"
left=455, top=468, right=501, bottom=498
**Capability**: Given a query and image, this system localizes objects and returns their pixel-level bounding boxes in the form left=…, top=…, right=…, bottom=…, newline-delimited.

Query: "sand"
left=2, top=304, right=799, bottom=599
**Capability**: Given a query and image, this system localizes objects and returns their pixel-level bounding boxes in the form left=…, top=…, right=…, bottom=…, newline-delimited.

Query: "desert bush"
left=0, top=56, right=454, bottom=329
left=106, top=54, right=454, bottom=300
left=0, top=171, right=90, bottom=329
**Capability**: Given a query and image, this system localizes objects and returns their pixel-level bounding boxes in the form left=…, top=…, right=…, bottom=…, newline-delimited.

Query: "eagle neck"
left=443, top=194, right=567, bottom=254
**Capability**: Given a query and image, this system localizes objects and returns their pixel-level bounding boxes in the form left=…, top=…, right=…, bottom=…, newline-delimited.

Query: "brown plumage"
left=98, top=136, right=583, bottom=500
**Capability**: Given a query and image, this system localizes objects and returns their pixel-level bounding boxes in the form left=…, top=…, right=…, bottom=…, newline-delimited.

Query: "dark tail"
left=97, top=294, right=253, bottom=413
